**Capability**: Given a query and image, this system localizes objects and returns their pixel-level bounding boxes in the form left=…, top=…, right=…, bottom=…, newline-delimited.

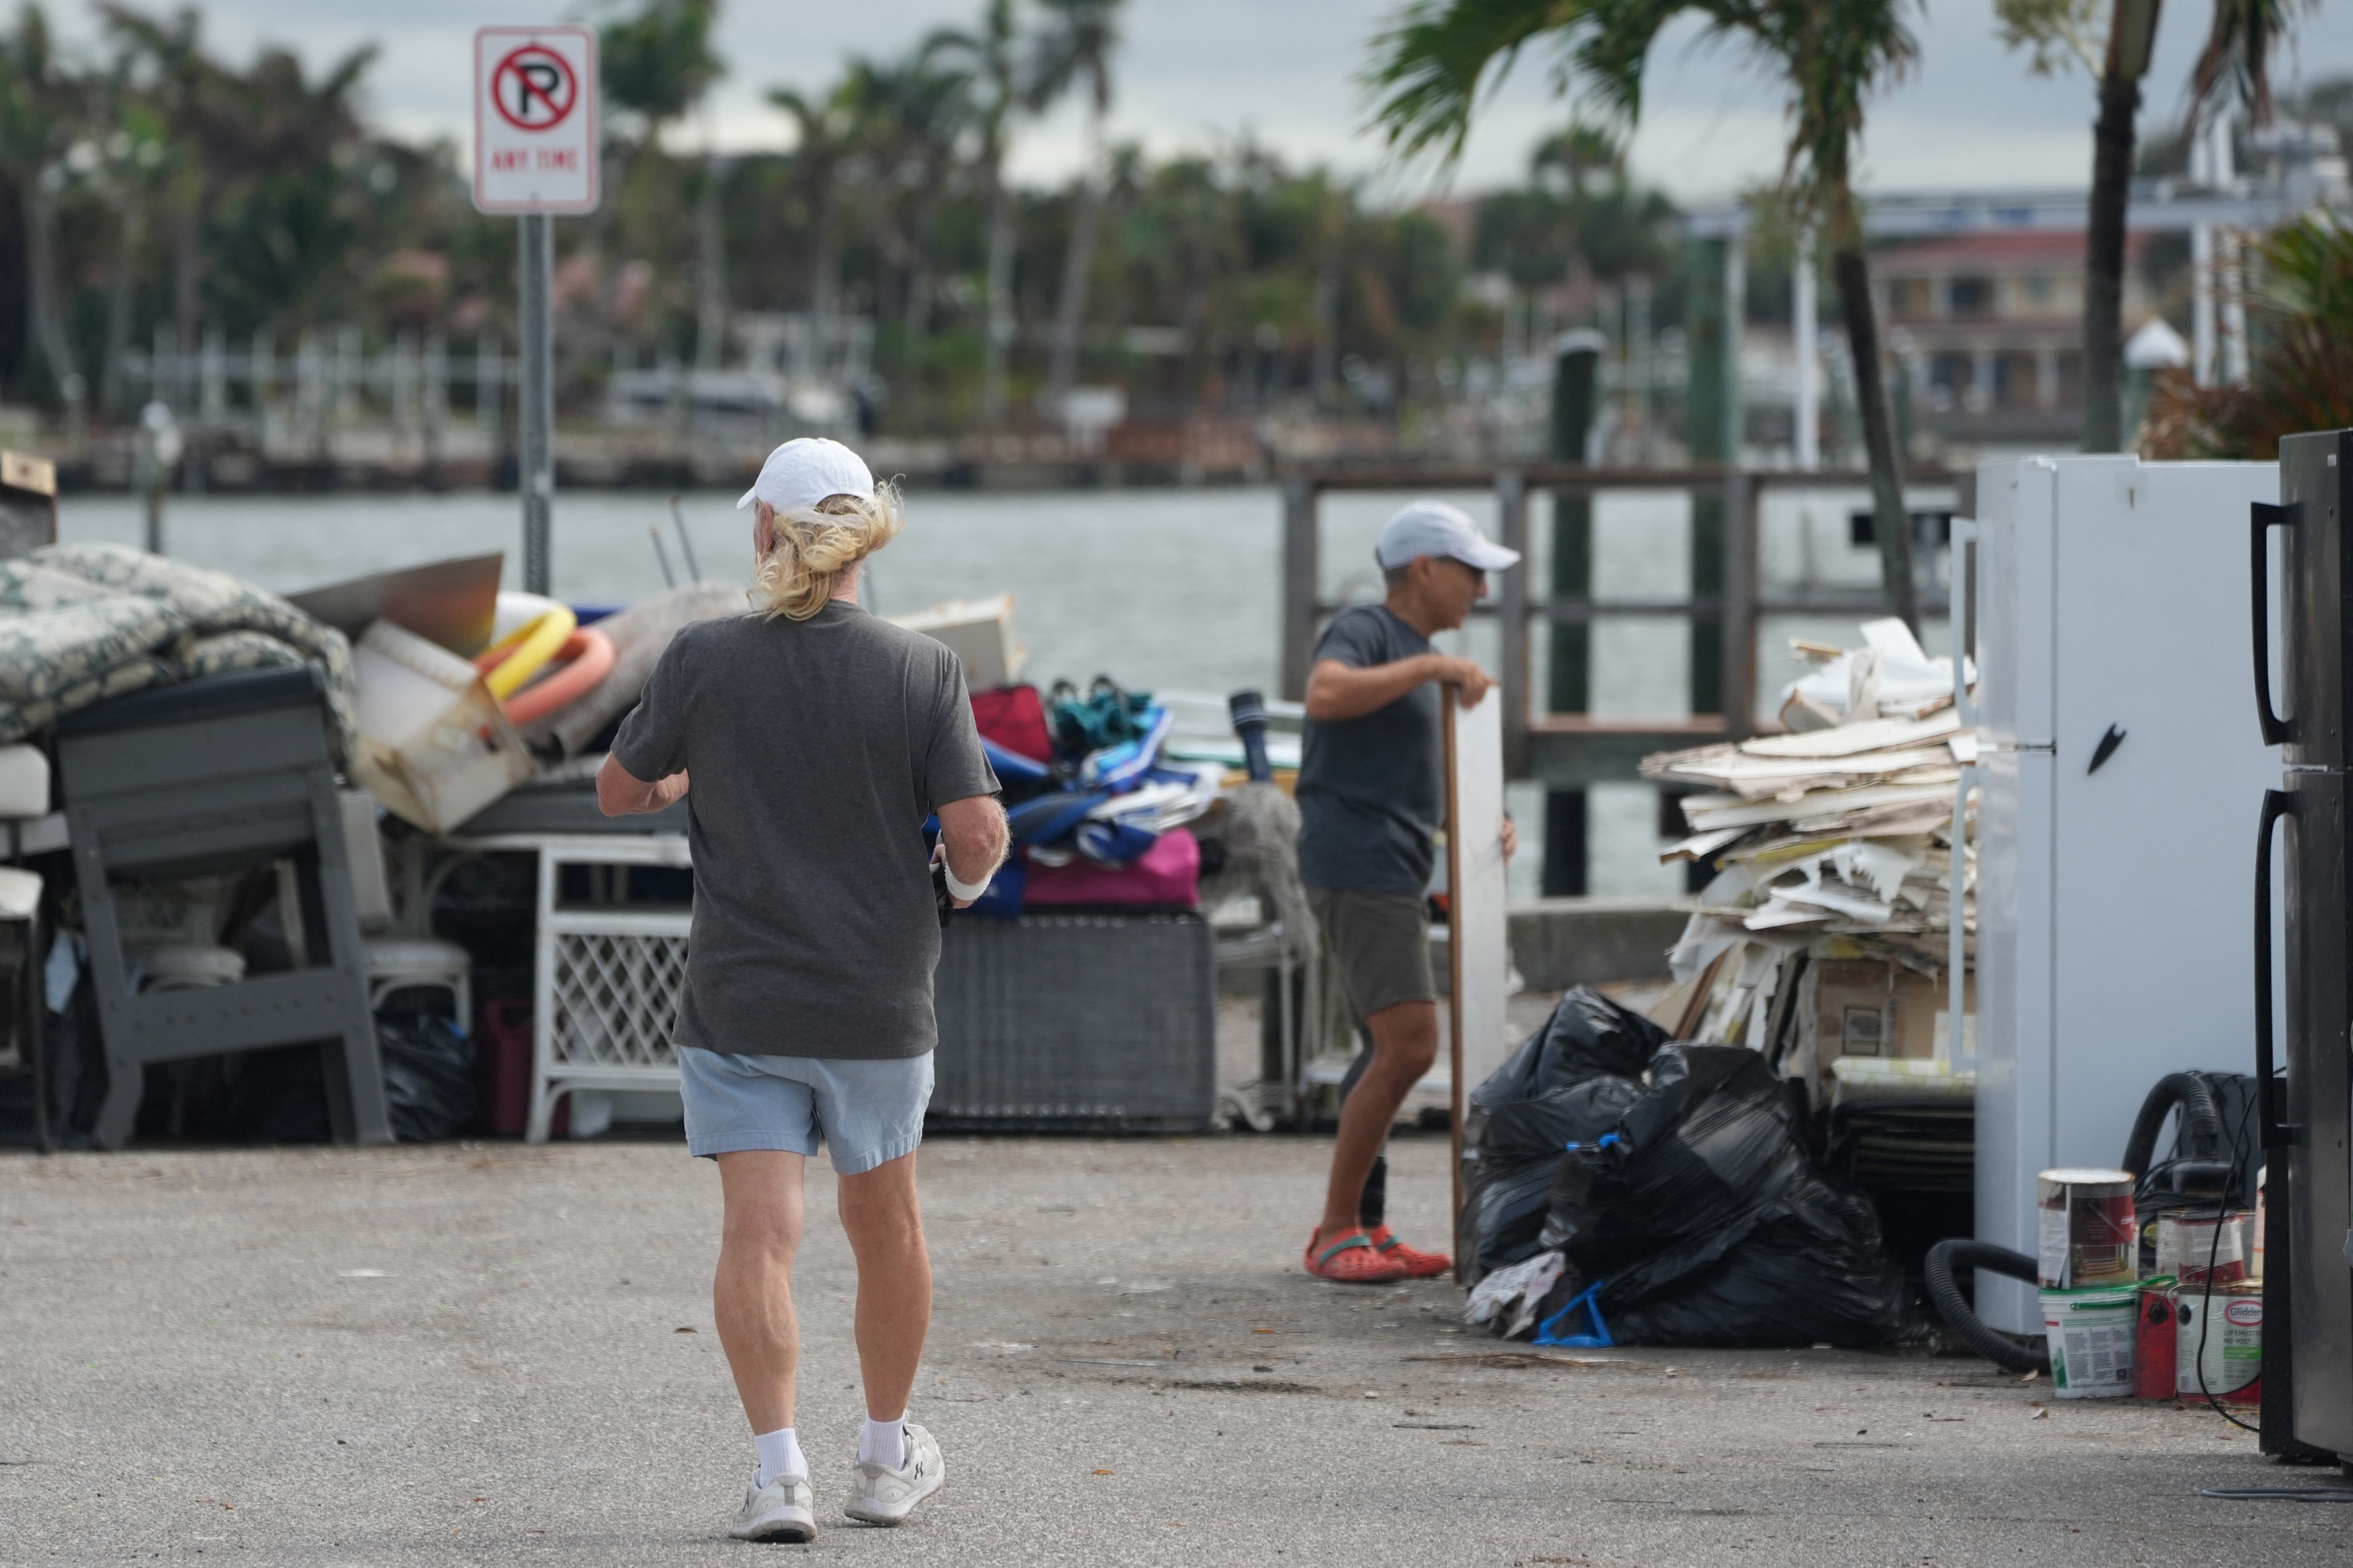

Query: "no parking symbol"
left=473, top=26, right=599, bottom=214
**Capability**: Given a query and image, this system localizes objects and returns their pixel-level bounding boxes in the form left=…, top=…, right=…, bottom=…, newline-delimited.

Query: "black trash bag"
left=1477, top=986, right=1666, bottom=1125
left=377, top=1013, right=477, bottom=1143
left=1458, top=987, right=1661, bottom=1282
left=1460, top=1077, right=1642, bottom=1281
left=226, top=1016, right=479, bottom=1144
left=1532, top=1044, right=1906, bottom=1348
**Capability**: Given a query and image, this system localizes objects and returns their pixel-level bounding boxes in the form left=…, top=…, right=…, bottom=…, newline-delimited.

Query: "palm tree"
left=768, top=82, right=863, bottom=347
left=842, top=43, right=978, bottom=343
left=1367, top=0, right=1927, bottom=631
left=927, top=0, right=1020, bottom=423
left=1999, top=0, right=2293, bottom=451
left=598, top=1, right=724, bottom=367
left=1024, top=0, right=1121, bottom=409
left=97, top=5, right=218, bottom=354
left=599, top=0, right=722, bottom=140
left=0, top=4, right=87, bottom=417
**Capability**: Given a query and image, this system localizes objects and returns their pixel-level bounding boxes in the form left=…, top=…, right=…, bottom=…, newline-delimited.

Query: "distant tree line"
left=0, top=0, right=1684, bottom=440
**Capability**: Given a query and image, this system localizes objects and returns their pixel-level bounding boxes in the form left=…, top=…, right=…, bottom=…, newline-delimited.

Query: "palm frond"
left=2186, top=0, right=2305, bottom=128
left=1361, top=0, right=1591, bottom=166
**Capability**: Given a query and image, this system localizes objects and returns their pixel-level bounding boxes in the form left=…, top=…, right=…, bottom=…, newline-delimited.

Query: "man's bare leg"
left=1313, top=998, right=1439, bottom=1250
left=713, top=1150, right=807, bottom=1434
left=836, top=1151, right=932, bottom=1422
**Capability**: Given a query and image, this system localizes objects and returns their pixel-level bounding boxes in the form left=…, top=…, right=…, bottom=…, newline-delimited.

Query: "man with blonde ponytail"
left=599, top=437, right=1005, bottom=1540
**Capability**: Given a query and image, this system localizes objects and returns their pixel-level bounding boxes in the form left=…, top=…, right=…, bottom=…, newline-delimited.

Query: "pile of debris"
left=1641, top=619, right=1975, bottom=1113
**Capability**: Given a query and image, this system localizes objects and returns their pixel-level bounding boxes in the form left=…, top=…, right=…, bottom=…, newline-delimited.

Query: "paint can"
left=2154, top=1210, right=2254, bottom=1285
left=2135, top=1278, right=2178, bottom=1400
left=2037, top=1168, right=2139, bottom=1288
left=2175, top=1281, right=2263, bottom=1404
left=2040, top=1282, right=2139, bottom=1398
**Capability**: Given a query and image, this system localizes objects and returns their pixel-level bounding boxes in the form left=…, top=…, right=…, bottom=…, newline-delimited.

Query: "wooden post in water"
left=1721, top=470, right=1758, bottom=739
left=1494, top=470, right=1529, bottom=777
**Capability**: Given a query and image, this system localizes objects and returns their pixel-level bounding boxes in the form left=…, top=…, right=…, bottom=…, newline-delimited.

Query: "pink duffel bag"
left=1023, top=827, right=1201, bottom=909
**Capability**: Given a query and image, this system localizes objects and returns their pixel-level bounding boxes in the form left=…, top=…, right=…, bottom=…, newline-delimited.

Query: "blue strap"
left=1532, top=1281, right=1613, bottom=1348
left=982, top=736, right=1052, bottom=782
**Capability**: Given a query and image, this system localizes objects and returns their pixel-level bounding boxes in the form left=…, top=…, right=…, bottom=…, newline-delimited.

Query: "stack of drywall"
left=1641, top=618, right=1975, bottom=1113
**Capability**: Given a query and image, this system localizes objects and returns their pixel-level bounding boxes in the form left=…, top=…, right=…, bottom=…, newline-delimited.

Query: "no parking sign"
left=472, top=26, right=599, bottom=214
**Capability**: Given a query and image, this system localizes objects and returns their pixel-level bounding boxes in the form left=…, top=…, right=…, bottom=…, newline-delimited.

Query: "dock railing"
left=1279, top=464, right=1968, bottom=783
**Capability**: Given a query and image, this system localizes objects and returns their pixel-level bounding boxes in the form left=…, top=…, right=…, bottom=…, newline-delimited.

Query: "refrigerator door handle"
left=2256, top=786, right=2297, bottom=1151
left=2253, top=501, right=2293, bottom=746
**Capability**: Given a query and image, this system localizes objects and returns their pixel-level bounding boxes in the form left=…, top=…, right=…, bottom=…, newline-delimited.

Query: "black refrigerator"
left=2254, top=425, right=2353, bottom=1459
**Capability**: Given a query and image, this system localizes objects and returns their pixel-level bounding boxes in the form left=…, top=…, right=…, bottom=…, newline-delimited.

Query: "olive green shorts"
left=1307, top=886, right=1437, bottom=1022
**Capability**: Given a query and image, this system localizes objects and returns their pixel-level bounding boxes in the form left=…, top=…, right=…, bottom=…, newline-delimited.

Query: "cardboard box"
left=1809, top=960, right=1972, bottom=1060
left=889, top=595, right=1026, bottom=689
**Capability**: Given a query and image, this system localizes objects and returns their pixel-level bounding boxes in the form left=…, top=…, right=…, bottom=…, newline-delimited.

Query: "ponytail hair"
left=752, top=483, right=905, bottom=621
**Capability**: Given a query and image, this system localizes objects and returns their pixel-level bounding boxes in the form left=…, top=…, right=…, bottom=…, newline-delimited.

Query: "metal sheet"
left=287, top=554, right=504, bottom=655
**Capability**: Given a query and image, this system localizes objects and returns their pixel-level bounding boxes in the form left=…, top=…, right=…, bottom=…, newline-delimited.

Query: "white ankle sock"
left=858, top=1414, right=908, bottom=1471
left=753, top=1428, right=804, bottom=1489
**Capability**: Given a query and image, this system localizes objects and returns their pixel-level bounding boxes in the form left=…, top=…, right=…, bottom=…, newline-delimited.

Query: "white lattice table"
left=443, top=831, right=691, bottom=1143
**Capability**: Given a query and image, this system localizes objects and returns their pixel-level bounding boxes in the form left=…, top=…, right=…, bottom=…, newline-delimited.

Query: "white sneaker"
left=843, top=1422, right=944, bottom=1526
left=729, top=1468, right=816, bottom=1543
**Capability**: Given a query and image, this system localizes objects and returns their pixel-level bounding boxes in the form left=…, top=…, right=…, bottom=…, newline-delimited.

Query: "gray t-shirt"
left=1295, top=604, right=1440, bottom=895
left=611, top=600, right=1000, bottom=1061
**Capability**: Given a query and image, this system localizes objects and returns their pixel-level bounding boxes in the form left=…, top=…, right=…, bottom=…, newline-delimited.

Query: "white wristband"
left=934, top=843, right=992, bottom=901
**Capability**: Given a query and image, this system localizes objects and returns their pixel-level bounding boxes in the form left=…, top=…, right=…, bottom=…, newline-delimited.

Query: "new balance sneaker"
left=843, top=1422, right=944, bottom=1526
left=729, top=1468, right=816, bottom=1543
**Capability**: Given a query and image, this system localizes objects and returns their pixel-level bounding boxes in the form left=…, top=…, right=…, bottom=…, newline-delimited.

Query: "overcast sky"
left=51, top=0, right=2353, bottom=203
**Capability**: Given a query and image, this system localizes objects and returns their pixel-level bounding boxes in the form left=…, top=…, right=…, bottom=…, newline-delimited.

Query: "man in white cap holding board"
left=1295, top=498, right=1518, bottom=1283
left=599, top=437, right=1007, bottom=1539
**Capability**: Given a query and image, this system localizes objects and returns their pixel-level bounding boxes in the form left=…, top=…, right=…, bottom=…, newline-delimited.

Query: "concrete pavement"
left=2, top=1132, right=2345, bottom=1566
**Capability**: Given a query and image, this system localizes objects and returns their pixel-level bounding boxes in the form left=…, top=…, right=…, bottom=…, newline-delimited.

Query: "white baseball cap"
left=1375, top=498, right=1522, bottom=572
left=736, top=437, right=876, bottom=513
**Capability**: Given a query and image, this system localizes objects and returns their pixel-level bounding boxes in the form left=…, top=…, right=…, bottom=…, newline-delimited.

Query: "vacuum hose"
left=1927, top=1073, right=2227, bottom=1370
left=1924, top=1240, right=2047, bottom=1373
left=2119, top=1071, right=2225, bottom=1178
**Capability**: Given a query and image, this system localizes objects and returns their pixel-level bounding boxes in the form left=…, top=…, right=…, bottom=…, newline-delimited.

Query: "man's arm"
left=937, top=794, right=1009, bottom=909
left=597, top=752, right=689, bottom=816
left=1304, top=653, right=1492, bottom=721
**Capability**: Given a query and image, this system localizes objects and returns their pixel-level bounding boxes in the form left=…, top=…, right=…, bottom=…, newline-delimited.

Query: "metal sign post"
left=472, top=25, right=599, bottom=598
left=517, top=214, right=554, bottom=595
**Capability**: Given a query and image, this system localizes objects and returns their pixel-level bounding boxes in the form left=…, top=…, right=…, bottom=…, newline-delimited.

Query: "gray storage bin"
left=930, top=910, right=1214, bottom=1134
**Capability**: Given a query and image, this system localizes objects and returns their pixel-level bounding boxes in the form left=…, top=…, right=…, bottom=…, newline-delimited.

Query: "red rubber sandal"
left=1366, top=1224, right=1452, bottom=1279
left=1304, top=1229, right=1409, bottom=1284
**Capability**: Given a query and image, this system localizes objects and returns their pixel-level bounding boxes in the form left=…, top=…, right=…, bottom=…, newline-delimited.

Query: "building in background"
left=1873, top=230, right=2153, bottom=448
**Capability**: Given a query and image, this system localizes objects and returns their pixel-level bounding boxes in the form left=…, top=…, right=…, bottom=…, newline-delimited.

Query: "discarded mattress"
left=0, top=543, right=356, bottom=758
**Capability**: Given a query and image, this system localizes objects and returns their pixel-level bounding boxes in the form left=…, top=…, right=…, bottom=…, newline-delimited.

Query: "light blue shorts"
left=679, top=1048, right=934, bottom=1174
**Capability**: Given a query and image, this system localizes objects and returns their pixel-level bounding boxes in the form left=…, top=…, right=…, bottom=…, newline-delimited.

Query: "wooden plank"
left=1280, top=477, right=1318, bottom=702
left=1445, top=685, right=1512, bottom=1281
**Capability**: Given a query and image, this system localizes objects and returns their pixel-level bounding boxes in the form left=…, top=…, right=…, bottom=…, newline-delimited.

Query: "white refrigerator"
left=1973, top=455, right=2281, bottom=1332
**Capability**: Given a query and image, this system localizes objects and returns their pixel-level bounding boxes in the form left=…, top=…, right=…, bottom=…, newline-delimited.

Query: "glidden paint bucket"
left=2136, top=1278, right=2178, bottom=1399
left=2041, top=1283, right=2139, bottom=1398
left=2038, top=1169, right=2138, bottom=1288
left=2176, top=1281, right=2263, bottom=1404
